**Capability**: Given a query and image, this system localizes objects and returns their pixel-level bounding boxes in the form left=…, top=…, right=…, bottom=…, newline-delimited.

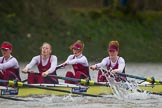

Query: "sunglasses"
left=1, top=48, right=9, bottom=51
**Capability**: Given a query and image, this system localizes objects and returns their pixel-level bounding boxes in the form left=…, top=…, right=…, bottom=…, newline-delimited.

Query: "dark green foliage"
left=0, top=1, right=162, bottom=63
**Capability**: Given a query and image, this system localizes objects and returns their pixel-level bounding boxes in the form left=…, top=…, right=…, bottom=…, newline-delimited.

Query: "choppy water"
left=1, top=63, right=162, bottom=108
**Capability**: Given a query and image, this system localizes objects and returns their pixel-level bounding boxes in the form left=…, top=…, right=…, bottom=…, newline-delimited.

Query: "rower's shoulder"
left=119, top=57, right=125, bottom=62
left=51, top=55, right=57, bottom=58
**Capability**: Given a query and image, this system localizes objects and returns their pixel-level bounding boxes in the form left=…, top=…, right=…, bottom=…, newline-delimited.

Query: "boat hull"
left=18, top=86, right=112, bottom=97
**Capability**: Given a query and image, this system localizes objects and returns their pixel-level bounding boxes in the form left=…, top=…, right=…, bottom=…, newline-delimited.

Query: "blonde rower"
left=22, top=42, right=58, bottom=84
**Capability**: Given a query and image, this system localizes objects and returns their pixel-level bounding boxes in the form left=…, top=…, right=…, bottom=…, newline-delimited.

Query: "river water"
left=0, top=63, right=162, bottom=108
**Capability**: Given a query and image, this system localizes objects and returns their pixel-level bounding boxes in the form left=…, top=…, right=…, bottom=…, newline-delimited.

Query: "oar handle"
left=55, top=64, right=64, bottom=70
left=27, top=71, right=40, bottom=75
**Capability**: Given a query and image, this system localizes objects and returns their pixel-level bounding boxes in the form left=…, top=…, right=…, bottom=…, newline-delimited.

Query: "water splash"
left=106, top=76, right=152, bottom=100
left=62, top=94, right=74, bottom=101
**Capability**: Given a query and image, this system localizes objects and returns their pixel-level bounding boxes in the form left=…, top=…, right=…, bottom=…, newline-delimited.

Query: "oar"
left=115, top=72, right=162, bottom=84
left=0, top=96, right=29, bottom=101
left=22, top=79, right=27, bottom=83
left=98, top=68, right=162, bottom=84
left=137, top=89, right=162, bottom=96
left=97, top=68, right=162, bottom=96
left=48, top=75, right=109, bottom=86
left=22, top=64, right=64, bottom=82
left=0, top=79, right=103, bottom=97
left=26, top=64, right=64, bottom=75
left=55, top=64, right=64, bottom=70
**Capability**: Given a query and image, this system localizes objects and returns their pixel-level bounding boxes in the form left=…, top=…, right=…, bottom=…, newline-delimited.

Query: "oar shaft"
left=0, top=79, right=8, bottom=83
left=55, top=64, right=63, bottom=70
left=0, top=79, right=103, bottom=97
left=116, top=72, right=146, bottom=80
left=48, top=75, right=109, bottom=86
left=116, top=72, right=162, bottom=84
left=0, top=96, right=28, bottom=101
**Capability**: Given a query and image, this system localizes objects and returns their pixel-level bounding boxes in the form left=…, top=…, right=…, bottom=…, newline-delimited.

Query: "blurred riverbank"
left=1, top=2, right=162, bottom=63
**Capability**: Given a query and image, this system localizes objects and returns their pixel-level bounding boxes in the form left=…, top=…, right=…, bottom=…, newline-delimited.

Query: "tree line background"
left=0, top=0, right=162, bottom=63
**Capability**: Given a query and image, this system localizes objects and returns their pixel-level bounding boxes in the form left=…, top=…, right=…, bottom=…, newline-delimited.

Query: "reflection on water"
left=1, top=63, right=162, bottom=108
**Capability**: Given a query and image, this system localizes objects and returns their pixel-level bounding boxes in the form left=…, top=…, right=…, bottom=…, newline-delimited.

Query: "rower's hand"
left=22, top=68, right=28, bottom=74
left=111, top=69, right=117, bottom=74
left=0, top=70, right=4, bottom=75
left=89, top=65, right=96, bottom=70
left=42, top=71, right=49, bottom=77
left=62, top=62, right=68, bottom=67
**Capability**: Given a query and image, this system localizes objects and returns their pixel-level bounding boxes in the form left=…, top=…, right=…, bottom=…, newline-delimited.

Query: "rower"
left=61, top=40, right=91, bottom=84
left=0, top=41, right=21, bottom=86
left=22, top=42, right=58, bottom=84
left=90, top=40, right=126, bottom=82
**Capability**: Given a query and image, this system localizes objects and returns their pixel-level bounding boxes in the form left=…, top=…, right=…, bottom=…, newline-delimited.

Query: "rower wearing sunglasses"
left=62, top=40, right=91, bottom=84
left=90, top=40, right=126, bottom=82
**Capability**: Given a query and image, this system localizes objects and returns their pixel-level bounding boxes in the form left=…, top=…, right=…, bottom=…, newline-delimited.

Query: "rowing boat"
left=0, top=82, right=111, bottom=97
left=0, top=82, right=162, bottom=97
left=1, top=69, right=162, bottom=97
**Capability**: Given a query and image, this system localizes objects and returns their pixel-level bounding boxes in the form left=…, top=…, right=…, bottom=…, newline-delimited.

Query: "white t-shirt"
left=95, top=56, right=125, bottom=73
left=25, top=55, right=57, bottom=73
left=0, top=55, right=19, bottom=71
left=65, top=54, right=89, bottom=67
